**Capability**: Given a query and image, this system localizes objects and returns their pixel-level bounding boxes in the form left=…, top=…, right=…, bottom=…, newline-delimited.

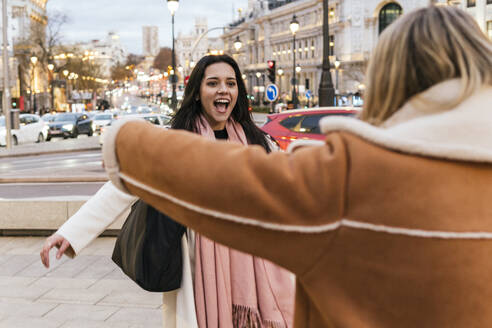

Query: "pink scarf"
left=193, top=115, right=295, bottom=328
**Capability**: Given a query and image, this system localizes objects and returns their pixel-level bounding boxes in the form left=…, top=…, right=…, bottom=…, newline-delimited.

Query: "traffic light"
left=11, top=98, right=18, bottom=108
left=267, top=60, right=276, bottom=83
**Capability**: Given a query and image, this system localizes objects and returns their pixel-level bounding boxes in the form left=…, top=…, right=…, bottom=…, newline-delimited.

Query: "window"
left=487, top=0, right=492, bottom=4
left=279, top=116, right=303, bottom=130
left=467, top=0, right=476, bottom=7
left=379, top=3, right=403, bottom=34
left=299, top=114, right=323, bottom=134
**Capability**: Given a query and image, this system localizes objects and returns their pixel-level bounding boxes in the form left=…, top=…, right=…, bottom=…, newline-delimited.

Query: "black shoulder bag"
left=112, top=200, right=186, bottom=292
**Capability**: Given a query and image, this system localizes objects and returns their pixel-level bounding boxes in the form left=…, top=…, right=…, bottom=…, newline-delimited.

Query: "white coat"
left=57, top=181, right=198, bottom=328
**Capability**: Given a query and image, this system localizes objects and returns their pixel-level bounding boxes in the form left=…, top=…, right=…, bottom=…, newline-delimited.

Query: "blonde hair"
left=362, top=5, right=492, bottom=125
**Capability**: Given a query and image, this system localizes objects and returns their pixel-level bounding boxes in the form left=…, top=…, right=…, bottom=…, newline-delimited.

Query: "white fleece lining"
left=318, top=85, right=492, bottom=163
left=102, top=117, right=141, bottom=195
left=118, top=172, right=492, bottom=239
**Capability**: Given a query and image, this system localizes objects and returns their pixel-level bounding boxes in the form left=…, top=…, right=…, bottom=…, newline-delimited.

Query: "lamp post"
left=63, top=69, right=69, bottom=109
left=334, top=59, right=340, bottom=106
left=30, top=55, right=38, bottom=113
left=47, top=63, right=54, bottom=111
left=277, top=68, right=284, bottom=102
left=166, top=0, right=179, bottom=113
left=255, top=72, right=261, bottom=106
left=318, top=0, right=335, bottom=106
left=289, top=14, right=299, bottom=109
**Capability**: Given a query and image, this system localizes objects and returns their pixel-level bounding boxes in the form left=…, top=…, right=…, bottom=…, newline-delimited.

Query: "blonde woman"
left=102, top=6, right=492, bottom=328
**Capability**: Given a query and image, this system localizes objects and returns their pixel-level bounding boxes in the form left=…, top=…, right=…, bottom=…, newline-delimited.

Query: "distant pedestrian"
left=40, top=54, right=295, bottom=328
left=101, top=6, right=492, bottom=328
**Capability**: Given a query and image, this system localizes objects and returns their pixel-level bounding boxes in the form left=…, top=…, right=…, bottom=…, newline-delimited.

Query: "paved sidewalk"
left=0, top=236, right=163, bottom=328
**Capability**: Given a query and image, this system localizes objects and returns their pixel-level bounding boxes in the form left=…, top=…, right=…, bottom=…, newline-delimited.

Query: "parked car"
left=41, top=113, right=56, bottom=122
left=47, top=112, right=93, bottom=141
left=92, top=113, right=114, bottom=135
left=261, top=107, right=360, bottom=150
left=0, top=114, right=48, bottom=146
left=99, top=113, right=170, bottom=145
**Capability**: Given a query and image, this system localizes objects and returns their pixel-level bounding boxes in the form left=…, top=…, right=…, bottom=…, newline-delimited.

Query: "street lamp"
left=234, top=36, right=242, bottom=52
left=290, top=14, right=299, bottom=109
left=277, top=69, right=284, bottom=102
left=47, top=63, right=55, bottom=111
left=166, top=0, right=179, bottom=112
left=30, top=55, right=38, bottom=113
left=318, top=0, right=336, bottom=106
left=63, top=70, right=69, bottom=108
left=255, top=72, right=261, bottom=106
left=334, top=59, right=340, bottom=105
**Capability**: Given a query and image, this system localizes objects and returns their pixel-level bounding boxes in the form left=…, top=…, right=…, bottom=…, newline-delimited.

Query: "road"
left=0, top=150, right=102, bottom=173
left=0, top=181, right=105, bottom=199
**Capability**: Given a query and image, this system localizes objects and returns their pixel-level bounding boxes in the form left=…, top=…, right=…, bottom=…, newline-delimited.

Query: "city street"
left=0, top=0, right=488, bottom=327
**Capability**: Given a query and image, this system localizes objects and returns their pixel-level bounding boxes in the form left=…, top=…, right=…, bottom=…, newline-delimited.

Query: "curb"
left=0, top=176, right=108, bottom=183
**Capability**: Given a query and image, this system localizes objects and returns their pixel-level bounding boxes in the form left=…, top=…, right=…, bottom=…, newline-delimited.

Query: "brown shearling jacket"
left=103, top=80, right=492, bottom=327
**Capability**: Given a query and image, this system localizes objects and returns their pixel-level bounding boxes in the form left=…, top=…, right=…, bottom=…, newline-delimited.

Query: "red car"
left=261, top=107, right=360, bottom=150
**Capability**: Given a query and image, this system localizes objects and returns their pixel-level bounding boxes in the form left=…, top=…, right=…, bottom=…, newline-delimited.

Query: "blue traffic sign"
left=305, top=89, right=313, bottom=99
left=265, top=84, right=279, bottom=102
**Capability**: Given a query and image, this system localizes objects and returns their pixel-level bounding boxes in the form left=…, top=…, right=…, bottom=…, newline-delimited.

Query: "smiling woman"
left=40, top=55, right=293, bottom=328
left=199, top=62, right=238, bottom=130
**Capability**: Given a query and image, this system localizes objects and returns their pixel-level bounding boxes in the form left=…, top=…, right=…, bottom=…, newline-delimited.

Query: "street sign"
left=265, top=84, right=279, bottom=102
left=305, top=89, right=312, bottom=99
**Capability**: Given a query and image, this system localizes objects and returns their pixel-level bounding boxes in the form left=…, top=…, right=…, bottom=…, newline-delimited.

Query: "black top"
left=214, top=128, right=228, bottom=140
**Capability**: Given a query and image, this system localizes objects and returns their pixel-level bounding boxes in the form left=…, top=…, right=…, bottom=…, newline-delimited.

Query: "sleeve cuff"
left=102, top=117, right=139, bottom=195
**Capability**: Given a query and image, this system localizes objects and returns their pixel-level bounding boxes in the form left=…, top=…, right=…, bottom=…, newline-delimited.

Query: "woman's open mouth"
left=214, top=99, right=230, bottom=113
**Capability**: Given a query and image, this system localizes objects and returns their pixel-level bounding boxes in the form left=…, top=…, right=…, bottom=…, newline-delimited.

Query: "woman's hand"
left=40, top=233, right=71, bottom=268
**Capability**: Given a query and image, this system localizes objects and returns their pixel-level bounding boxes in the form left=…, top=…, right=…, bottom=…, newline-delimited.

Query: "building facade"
left=176, top=17, right=224, bottom=77
left=142, top=26, right=159, bottom=57
left=0, top=0, right=48, bottom=111
left=222, top=0, right=489, bottom=107
left=75, top=32, right=127, bottom=78
left=460, top=0, right=492, bottom=38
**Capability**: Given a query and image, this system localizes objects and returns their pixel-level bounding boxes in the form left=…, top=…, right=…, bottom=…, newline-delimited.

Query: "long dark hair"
left=170, top=55, right=271, bottom=152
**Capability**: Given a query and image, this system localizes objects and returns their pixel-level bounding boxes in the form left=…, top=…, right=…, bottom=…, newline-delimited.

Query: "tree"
left=110, top=54, right=145, bottom=82
left=127, top=54, right=145, bottom=67
left=153, top=47, right=172, bottom=72
left=30, top=11, right=69, bottom=68
left=13, top=10, right=70, bottom=112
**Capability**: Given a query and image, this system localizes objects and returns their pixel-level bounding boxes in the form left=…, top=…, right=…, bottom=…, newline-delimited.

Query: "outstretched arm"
left=103, top=121, right=348, bottom=275
left=40, top=181, right=137, bottom=267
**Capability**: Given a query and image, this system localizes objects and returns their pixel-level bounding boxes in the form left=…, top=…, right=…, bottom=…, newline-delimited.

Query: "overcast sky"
left=47, top=0, right=249, bottom=55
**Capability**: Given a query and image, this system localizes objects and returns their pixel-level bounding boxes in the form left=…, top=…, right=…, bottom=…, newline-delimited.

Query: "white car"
left=99, top=113, right=171, bottom=145
left=92, top=113, right=114, bottom=135
left=0, top=114, right=48, bottom=146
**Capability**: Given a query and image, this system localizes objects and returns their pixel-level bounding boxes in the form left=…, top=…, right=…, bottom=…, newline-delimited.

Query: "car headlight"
left=62, top=124, right=74, bottom=131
